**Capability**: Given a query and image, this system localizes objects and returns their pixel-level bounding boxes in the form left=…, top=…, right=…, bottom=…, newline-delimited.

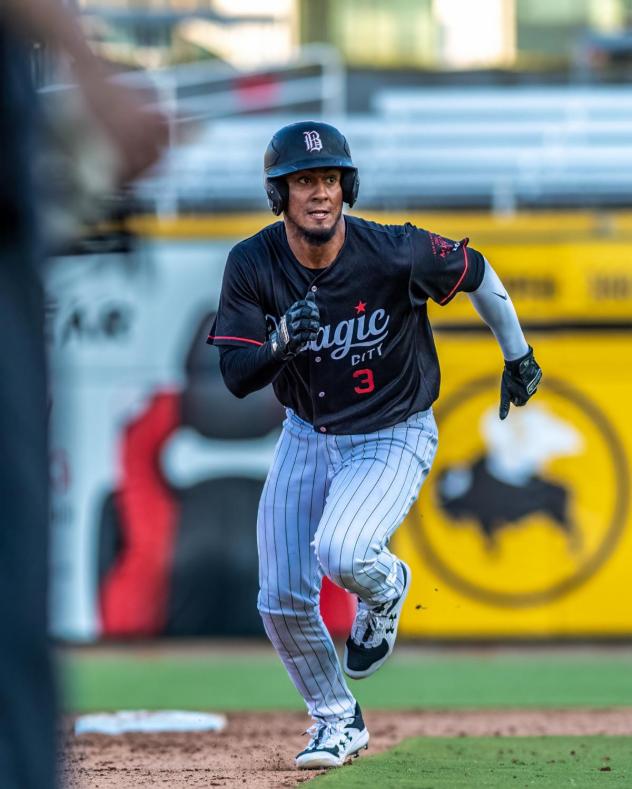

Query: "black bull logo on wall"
left=436, top=403, right=583, bottom=549
left=437, top=457, right=576, bottom=546
left=411, top=376, right=630, bottom=609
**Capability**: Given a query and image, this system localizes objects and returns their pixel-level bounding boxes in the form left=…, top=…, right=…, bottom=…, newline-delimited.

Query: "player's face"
left=285, top=168, right=344, bottom=245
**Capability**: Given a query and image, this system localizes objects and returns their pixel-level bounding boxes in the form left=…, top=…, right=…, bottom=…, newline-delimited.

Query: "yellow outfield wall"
left=131, top=211, right=632, bottom=638
left=128, top=209, right=632, bottom=243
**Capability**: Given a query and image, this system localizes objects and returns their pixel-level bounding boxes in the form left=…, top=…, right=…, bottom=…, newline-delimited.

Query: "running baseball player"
left=207, top=121, right=542, bottom=769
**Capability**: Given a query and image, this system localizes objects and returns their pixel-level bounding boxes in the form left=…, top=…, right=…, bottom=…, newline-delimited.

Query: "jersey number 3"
left=353, top=368, right=375, bottom=395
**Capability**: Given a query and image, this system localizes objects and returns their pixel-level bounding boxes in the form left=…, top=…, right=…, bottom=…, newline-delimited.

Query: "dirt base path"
left=62, top=709, right=632, bottom=788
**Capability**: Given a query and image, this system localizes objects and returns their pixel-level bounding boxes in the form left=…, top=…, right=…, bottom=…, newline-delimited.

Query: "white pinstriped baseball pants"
left=257, top=408, right=438, bottom=722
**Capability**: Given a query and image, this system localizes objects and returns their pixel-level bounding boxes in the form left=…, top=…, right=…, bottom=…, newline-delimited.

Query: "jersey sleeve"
left=206, top=248, right=267, bottom=348
left=408, top=225, right=485, bottom=306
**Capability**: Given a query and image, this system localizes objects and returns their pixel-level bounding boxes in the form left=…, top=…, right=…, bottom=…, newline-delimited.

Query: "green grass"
left=312, top=736, right=631, bottom=788
left=61, top=648, right=632, bottom=712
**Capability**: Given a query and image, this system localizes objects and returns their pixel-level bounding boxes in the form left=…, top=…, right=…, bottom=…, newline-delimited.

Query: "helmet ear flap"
left=341, top=170, right=360, bottom=208
left=265, top=177, right=288, bottom=215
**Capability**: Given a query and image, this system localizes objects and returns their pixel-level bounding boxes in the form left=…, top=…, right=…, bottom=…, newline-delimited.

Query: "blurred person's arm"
left=2, top=0, right=167, bottom=182
left=3, top=0, right=98, bottom=70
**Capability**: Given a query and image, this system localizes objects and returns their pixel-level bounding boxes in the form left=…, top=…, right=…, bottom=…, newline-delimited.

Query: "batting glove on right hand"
left=499, top=346, right=542, bottom=420
left=270, top=292, right=320, bottom=360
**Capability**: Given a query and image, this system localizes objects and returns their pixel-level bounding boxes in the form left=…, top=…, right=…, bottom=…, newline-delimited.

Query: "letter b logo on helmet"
left=264, top=121, right=359, bottom=215
left=303, top=130, right=323, bottom=152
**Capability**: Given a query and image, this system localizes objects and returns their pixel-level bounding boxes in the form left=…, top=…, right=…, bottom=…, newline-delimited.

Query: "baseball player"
left=207, top=121, right=542, bottom=769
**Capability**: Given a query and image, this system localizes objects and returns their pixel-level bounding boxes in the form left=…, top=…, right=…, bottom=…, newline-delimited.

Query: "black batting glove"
left=499, top=346, right=542, bottom=420
left=270, top=292, right=320, bottom=360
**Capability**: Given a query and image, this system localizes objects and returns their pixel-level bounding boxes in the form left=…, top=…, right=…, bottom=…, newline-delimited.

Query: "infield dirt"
left=63, top=708, right=632, bottom=788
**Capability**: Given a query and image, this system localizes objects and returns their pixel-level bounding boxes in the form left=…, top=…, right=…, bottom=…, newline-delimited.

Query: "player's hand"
left=270, top=292, right=320, bottom=360
left=499, top=346, right=542, bottom=420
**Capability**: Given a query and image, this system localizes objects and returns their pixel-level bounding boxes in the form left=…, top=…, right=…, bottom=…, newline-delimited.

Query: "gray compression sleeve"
left=467, top=259, right=529, bottom=361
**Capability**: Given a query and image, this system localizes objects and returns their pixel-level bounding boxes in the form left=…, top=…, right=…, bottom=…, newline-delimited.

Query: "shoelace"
left=352, top=606, right=390, bottom=648
left=304, top=720, right=352, bottom=751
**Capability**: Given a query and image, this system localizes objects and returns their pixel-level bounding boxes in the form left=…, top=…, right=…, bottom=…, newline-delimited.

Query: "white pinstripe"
left=257, top=408, right=438, bottom=722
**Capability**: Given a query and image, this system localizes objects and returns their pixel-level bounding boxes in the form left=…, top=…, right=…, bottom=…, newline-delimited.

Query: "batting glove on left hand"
left=499, top=346, right=542, bottom=420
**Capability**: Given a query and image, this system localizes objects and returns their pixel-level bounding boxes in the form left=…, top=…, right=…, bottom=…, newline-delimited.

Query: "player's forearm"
left=468, top=260, right=529, bottom=361
left=218, top=343, right=286, bottom=399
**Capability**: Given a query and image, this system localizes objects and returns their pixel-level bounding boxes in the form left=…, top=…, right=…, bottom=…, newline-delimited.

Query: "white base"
left=74, top=710, right=227, bottom=735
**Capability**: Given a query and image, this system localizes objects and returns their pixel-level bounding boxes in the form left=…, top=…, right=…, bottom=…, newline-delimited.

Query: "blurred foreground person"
left=0, top=3, right=166, bottom=787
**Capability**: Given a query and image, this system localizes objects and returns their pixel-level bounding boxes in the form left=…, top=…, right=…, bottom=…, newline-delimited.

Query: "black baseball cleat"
left=343, top=560, right=411, bottom=680
left=295, top=702, right=369, bottom=769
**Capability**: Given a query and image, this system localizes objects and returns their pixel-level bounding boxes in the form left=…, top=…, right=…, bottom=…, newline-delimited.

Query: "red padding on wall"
left=100, top=391, right=180, bottom=636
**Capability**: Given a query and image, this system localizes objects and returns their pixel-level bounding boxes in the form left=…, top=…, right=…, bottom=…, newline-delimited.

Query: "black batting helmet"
left=264, top=121, right=359, bottom=215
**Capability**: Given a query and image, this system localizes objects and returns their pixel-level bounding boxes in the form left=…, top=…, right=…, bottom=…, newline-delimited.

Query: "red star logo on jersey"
left=354, top=300, right=367, bottom=315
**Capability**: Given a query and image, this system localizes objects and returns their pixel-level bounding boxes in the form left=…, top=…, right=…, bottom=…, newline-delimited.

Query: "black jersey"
left=207, top=215, right=484, bottom=434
